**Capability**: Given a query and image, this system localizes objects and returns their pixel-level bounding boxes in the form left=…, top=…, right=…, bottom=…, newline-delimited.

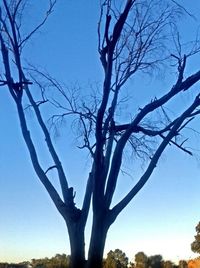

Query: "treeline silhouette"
left=0, top=250, right=192, bottom=268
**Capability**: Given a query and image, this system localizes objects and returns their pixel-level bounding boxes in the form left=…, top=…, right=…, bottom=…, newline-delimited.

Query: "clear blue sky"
left=0, top=0, right=200, bottom=264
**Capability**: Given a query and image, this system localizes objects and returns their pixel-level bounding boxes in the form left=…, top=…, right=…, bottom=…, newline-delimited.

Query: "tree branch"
left=23, top=81, right=70, bottom=204
left=81, top=169, right=94, bottom=225
left=104, top=67, right=200, bottom=207
left=110, top=93, right=200, bottom=221
left=19, top=1, right=56, bottom=47
left=16, top=99, right=68, bottom=220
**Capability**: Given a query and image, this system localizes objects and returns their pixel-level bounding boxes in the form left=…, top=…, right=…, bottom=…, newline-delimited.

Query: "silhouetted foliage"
left=31, top=254, right=70, bottom=268
left=0, top=251, right=190, bottom=268
left=133, top=252, right=180, bottom=268
left=0, top=263, right=31, bottom=268
left=179, top=260, right=188, bottom=268
left=104, top=249, right=128, bottom=268
left=148, top=255, right=163, bottom=268
left=135, top=252, right=148, bottom=268
left=191, top=222, right=200, bottom=254
left=162, top=261, right=176, bottom=268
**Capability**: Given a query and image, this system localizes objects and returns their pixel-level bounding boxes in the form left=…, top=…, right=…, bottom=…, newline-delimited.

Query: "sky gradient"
left=0, top=0, right=200, bottom=264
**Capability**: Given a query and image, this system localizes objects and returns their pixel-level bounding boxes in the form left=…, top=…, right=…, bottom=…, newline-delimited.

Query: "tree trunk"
left=87, top=213, right=110, bottom=268
left=67, top=220, right=86, bottom=268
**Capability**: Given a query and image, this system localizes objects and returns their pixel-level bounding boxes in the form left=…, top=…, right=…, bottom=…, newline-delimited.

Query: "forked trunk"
left=67, top=220, right=86, bottom=268
left=87, top=214, right=110, bottom=268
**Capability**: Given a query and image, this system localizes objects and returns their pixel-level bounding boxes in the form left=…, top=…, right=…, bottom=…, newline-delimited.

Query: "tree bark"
left=87, top=213, right=110, bottom=268
left=67, top=220, right=86, bottom=268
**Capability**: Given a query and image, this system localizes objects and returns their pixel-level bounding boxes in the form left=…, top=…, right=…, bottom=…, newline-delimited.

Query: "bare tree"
left=0, top=0, right=89, bottom=267
left=1, top=1, right=200, bottom=268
